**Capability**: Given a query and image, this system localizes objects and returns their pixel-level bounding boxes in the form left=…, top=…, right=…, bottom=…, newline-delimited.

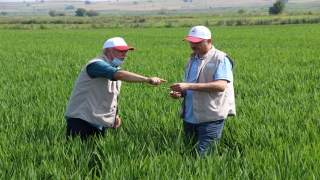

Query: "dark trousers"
left=183, top=119, right=225, bottom=156
left=66, top=118, right=106, bottom=141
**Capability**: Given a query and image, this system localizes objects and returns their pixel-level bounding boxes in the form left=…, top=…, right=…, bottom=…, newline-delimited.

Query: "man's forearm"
left=189, top=81, right=227, bottom=92
left=113, top=70, right=148, bottom=83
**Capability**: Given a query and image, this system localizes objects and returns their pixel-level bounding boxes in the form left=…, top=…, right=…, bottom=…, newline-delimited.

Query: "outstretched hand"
left=146, top=77, right=167, bottom=85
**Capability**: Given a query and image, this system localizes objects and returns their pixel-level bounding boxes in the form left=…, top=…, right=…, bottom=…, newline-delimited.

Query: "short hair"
left=102, top=47, right=114, bottom=54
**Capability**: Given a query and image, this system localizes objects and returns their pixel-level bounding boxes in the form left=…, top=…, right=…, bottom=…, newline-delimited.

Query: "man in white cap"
left=169, top=26, right=236, bottom=156
left=65, top=37, right=166, bottom=141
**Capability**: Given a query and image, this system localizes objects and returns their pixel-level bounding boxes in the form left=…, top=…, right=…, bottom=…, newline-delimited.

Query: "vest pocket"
left=108, top=80, right=117, bottom=93
left=94, top=100, right=116, bottom=118
left=93, top=100, right=116, bottom=127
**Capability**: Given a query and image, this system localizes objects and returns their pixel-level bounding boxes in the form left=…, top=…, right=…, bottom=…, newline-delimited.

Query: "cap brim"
left=183, top=36, right=203, bottom=43
left=114, top=46, right=135, bottom=50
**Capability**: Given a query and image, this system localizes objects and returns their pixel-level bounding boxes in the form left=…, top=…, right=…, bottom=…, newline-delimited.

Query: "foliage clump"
left=57, top=12, right=66, bottom=16
left=158, top=8, right=168, bottom=15
left=238, top=9, right=246, bottom=14
left=75, top=8, right=87, bottom=17
left=87, top=10, right=99, bottom=17
left=65, top=5, right=75, bottom=10
left=269, top=0, right=286, bottom=15
left=1, top=11, right=8, bottom=16
left=49, top=10, right=66, bottom=17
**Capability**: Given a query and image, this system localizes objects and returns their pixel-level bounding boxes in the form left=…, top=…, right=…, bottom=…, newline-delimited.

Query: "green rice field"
left=0, top=24, right=319, bottom=179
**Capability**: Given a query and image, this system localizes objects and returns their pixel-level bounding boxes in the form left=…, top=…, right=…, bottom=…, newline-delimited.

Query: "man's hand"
left=170, top=83, right=190, bottom=92
left=170, top=91, right=182, bottom=99
left=146, top=77, right=167, bottom=85
left=114, top=115, right=121, bottom=129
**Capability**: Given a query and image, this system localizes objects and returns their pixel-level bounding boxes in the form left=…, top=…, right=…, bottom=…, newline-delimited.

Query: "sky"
left=0, top=0, right=109, bottom=2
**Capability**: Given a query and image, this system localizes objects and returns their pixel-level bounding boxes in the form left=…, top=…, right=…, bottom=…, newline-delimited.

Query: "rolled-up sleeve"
left=214, top=57, right=233, bottom=83
left=86, top=61, right=120, bottom=80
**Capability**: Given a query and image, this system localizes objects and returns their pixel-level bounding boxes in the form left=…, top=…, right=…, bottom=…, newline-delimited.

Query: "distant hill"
left=0, top=0, right=319, bottom=16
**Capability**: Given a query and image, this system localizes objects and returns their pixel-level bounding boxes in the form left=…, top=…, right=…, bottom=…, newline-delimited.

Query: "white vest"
left=65, top=55, right=121, bottom=127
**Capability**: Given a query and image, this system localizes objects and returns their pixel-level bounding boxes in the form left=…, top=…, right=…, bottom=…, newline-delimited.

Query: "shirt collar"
left=195, top=54, right=204, bottom=61
left=195, top=45, right=215, bottom=61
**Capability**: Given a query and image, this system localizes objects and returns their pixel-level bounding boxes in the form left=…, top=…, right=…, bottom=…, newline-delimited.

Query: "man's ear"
left=104, top=48, right=111, bottom=57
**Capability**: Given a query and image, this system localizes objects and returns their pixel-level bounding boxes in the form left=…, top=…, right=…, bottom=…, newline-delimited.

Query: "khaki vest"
left=181, top=47, right=236, bottom=122
left=65, top=55, right=121, bottom=128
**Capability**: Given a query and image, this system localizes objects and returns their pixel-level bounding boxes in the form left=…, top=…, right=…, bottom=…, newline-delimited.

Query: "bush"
left=158, top=8, right=168, bottom=15
left=236, top=20, right=244, bottom=26
left=65, top=5, right=75, bottom=10
left=49, top=10, right=66, bottom=17
left=238, top=9, right=246, bottom=14
left=269, top=0, right=286, bottom=15
left=75, top=8, right=87, bottom=17
left=165, top=21, right=173, bottom=28
left=39, top=24, right=47, bottom=29
left=215, top=20, right=224, bottom=26
left=138, top=18, right=147, bottom=23
left=86, top=10, right=99, bottom=17
left=49, top=10, right=57, bottom=17
left=226, top=19, right=235, bottom=26
left=1, top=11, right=8, bottom=16
left=58, top=12, right=66, bottom=16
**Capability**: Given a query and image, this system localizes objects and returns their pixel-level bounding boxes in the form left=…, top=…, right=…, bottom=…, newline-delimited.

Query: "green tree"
left=1, top=11, right=8, bottom=16
left=57, top=12, right=66, bottom=16
left=86, top=9, right=99, bottom=17
left=75, top=8, right=87, bottom=17
left=49, top=10, right=57, bottom=17
left=269, top=0, right=286, bottom=15
left=238, top=9, right=246, bottom=14
left=158, top=8, right=168, bottom=15
left=65, top=5, right=75, bottom=10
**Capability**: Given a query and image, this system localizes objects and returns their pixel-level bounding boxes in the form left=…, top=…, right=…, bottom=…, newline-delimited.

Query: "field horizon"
left=1, top=0, right=320, bottom=16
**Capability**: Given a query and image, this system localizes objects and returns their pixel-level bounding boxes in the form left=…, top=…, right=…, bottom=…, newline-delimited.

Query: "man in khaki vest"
left=65, top=37, right=166, bottom=141
left=169, top=26, right=236, bottom=156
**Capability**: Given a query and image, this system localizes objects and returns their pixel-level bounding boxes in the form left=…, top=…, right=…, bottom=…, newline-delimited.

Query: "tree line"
left=48, top=9, right=99, bottom=17
left=0, top=0, right=288, bottom=17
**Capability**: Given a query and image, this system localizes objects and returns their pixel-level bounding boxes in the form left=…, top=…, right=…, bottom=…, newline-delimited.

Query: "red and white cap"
left=103, top=37, right=134, bottom=50
left=184, top=26, right=211, bottom=43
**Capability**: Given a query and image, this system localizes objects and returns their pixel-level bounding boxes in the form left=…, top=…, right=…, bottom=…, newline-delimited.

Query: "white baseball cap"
left=103, top=37, right=134, bottom=51
left=184, top=26, right=211, bottom=43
